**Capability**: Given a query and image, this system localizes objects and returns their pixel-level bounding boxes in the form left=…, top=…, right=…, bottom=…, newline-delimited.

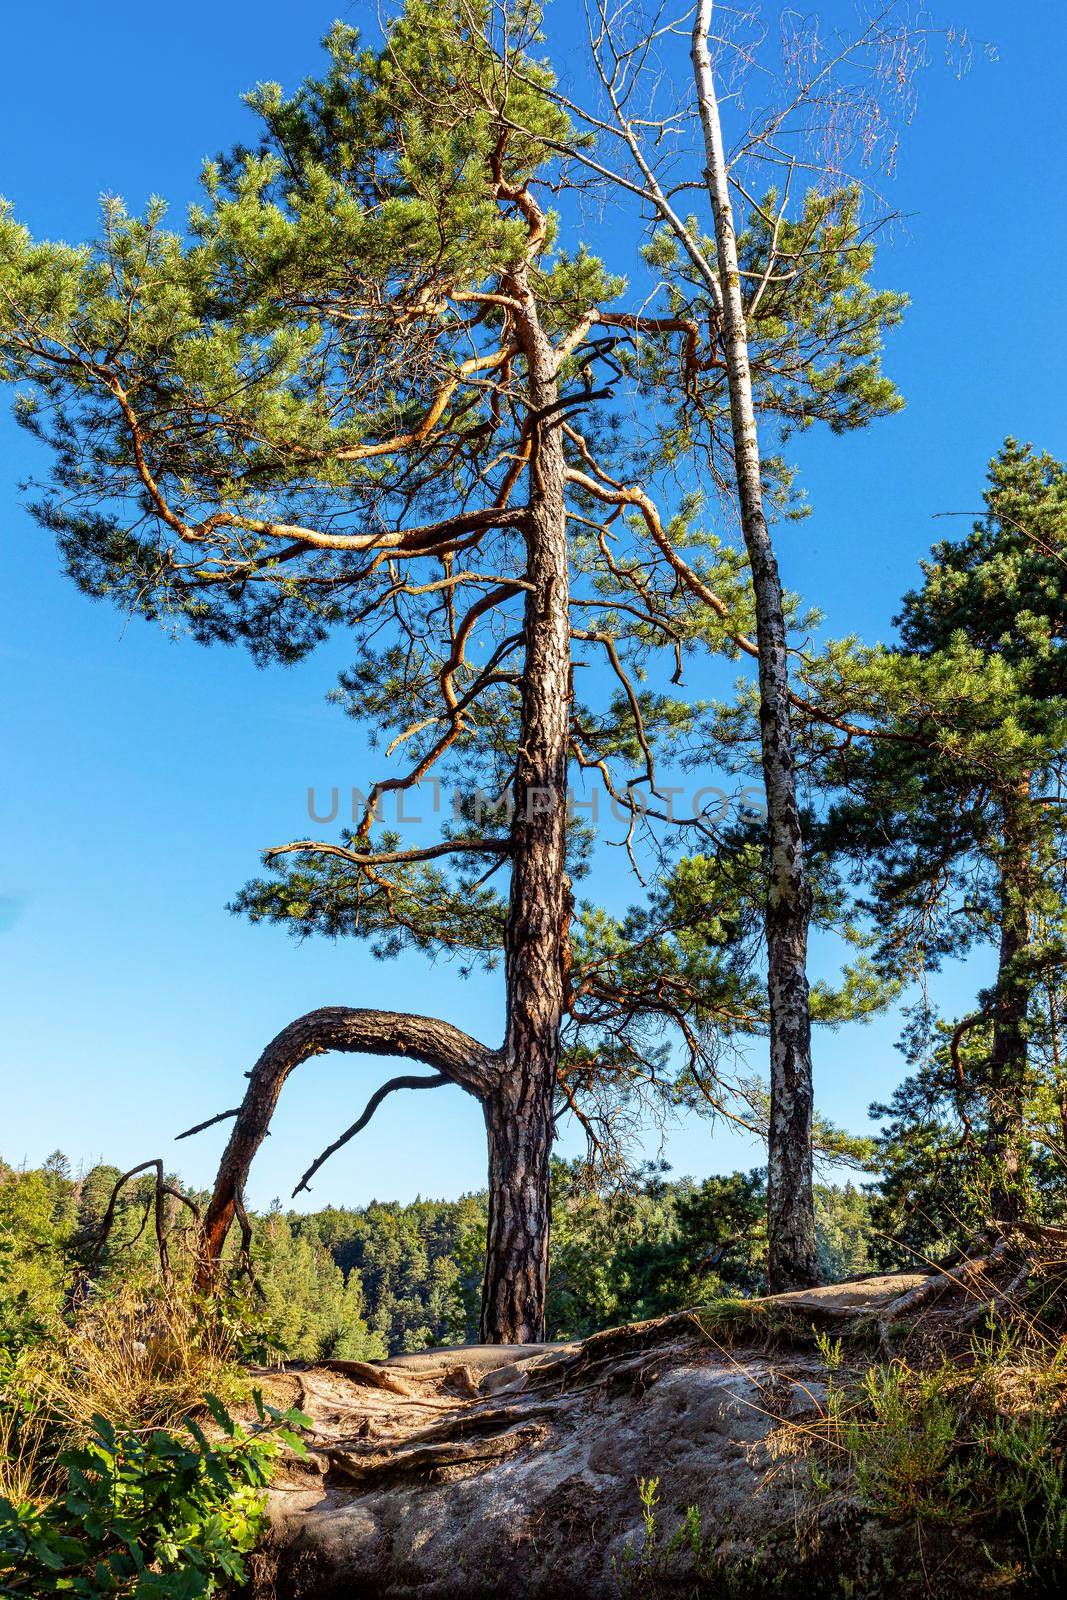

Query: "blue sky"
left=1, top=2, right=1063, bottom=1209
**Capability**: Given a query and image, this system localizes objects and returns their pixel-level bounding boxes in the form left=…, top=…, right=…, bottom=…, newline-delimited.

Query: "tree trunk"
left=480, top=259, right=572, bottom=1344
left=691, top=0, right=818, bottom=1289
left=987, top=778, right=1033, bottom=1222
left=480, top=1073, right=556, bottom=1343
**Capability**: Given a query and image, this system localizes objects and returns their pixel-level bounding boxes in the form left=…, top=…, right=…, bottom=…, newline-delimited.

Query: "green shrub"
left=616, top=1476, right=776, bottom=1599
left=813, top=1324, right=1067, bottom=1590
left=0, top=1390, right=308, bottom=1597
left=0, top=1167, right=71, bottom=1353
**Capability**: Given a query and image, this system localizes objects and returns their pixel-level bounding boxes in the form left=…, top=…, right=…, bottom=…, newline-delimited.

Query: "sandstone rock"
left=250, top=1273, right=1000, bottom=1599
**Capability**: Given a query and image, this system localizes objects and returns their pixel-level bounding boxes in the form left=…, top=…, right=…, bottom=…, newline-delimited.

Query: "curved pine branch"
left=196, top=1007, right=501, bottom=1276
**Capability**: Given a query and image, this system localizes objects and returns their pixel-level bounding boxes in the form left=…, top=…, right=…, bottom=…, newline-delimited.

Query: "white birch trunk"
left=691, top=0, right=818, bottom=1289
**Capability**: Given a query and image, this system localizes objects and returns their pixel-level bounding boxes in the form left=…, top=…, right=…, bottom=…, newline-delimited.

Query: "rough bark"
left=480, top=240, right=572, bottom=1345
left=987, top=778, right=1034, bottom=1221
left=481, top=1066, right=557, bottom=1345
left=196, top=1008, right=499, bottom=1281
left=691, top=0, right=818, bottom=1290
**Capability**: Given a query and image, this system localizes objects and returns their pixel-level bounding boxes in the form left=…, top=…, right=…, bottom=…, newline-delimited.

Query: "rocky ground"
left=247, top=1268, right=1019, bottom=1598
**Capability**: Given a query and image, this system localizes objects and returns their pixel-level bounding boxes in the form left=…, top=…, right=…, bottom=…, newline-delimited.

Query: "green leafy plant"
left=0, top=1390, right=308, bottom=1597
left=616, top=1475, right=776, bottom=1598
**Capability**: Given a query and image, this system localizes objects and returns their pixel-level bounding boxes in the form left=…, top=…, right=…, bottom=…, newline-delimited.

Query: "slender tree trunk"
left=691, top=0, right=818, bottom=1289
left=480, top=261, right=571, bottom=1344
left=987, top=778, right=1033, bottom=1221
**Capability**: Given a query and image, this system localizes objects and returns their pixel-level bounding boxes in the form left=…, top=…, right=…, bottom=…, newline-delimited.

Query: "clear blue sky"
left=1, top=2, right=1063, bottom=1208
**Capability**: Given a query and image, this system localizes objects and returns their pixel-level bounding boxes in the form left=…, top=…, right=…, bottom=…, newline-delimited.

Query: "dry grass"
left=0, top=1394, right=66, bottom=1505
left=20, top=1278, right=249, bottom=1435
left=1, top=1273, right=254, bottom=1513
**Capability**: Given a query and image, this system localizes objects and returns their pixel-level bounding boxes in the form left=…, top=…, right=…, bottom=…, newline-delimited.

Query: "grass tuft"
left=13, top=1277, right=249, bottom=1435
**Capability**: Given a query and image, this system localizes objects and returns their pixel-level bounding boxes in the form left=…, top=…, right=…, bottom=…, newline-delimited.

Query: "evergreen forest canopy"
left=0, top=1149, right=888, bottom=1361
left=0, top=0, right=1063, bottom=1352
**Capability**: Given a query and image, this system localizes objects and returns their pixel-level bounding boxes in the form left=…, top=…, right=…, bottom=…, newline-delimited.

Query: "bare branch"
left=264, top=838, right=509, bottom=871
left=175, top=1108, right=240, bottom=1142
left=88, top=1158, right=200, bottom=1282
left=292, top=1073, right=450, bottom=1197
left=195, top=1007, right=501, bottom=1280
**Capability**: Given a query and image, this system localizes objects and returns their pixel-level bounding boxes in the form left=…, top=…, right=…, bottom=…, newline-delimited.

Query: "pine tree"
left=251, top=1205, right=384, bottom=1361
left=0, top=1, right=770, bottom=1339
left=812, top=442, right=1067, bottom=1225
left=0, top=1, right=907, bottom=1328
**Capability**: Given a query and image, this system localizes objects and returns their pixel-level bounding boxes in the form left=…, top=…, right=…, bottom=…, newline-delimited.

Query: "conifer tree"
left=888, top=443, right=1066, bottom=1213
left=0, top=3, right=762, bottom=1338
left=250, top=1204, right=385, bottom=1361
left=811, top=442, right=1067, bottom=1223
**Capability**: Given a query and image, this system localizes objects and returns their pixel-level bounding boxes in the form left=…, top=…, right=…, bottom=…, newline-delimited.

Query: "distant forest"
left=2, top=1152, right=880, bottom=1360
left=12, top=1111, right=1062, bottom=1363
